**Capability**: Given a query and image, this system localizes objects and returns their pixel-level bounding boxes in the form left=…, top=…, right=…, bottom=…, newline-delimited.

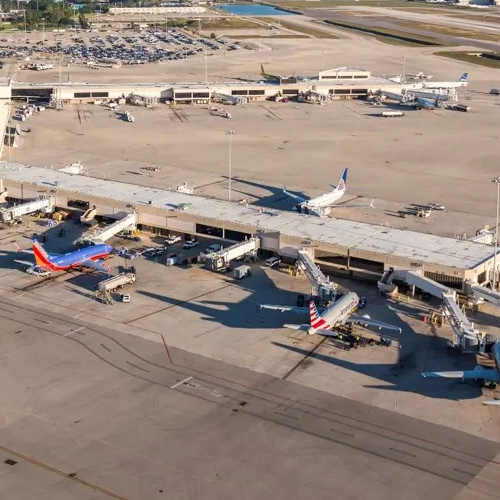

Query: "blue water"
left=215, top=4, right=293, bottom=16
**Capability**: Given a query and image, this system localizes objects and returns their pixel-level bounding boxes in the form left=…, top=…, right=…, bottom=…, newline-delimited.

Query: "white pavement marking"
left=170, top=376, right=192, bottom=389
left=63, top=326, right=85, bottom=337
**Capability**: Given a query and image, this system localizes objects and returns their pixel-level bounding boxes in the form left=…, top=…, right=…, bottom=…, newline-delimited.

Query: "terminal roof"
left=0, top=162, right=492, bottom=270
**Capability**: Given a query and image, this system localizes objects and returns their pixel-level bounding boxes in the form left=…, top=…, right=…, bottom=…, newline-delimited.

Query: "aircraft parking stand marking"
left=170, top=376, right=193, bottom=389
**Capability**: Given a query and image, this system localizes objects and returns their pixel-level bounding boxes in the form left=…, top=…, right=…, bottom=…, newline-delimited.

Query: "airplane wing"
left=282, top=188, right=308, bottom=204
left=80, top=259, right=110, bottom=273
left=422, top=368, right=500, bottom=383
left=260, top=304, right=310, bottom=314
left=329, top=199, right=375, bottom=209
left=283, top=324, right=337, bottom=337
left=346, top=315, right=402, bottom=333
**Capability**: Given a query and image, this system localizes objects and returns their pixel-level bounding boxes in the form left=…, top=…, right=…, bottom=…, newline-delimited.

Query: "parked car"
left=26, top=266, right=50, bottom=277
left=165, top=235, right=181, bottom=245
left=265, top=257, right=281, bottom=268
left=183, top=240, right=199, bottom=249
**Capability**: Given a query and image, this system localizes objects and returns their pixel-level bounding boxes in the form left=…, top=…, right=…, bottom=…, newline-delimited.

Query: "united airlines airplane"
left=283, top=168, right=372, bottom=216
left=261, top=293, right=401, bottom=336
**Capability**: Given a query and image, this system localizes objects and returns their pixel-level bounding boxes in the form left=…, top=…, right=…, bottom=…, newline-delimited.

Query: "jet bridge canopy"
left=297, top=249, right=337, bottom=302
left=204, top=236, right=260, bottom=271
left=0, top=195, right=54, bottom=223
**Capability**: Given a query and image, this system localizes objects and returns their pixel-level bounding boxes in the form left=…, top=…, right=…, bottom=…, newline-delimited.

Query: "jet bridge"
left=378, top=268, right=450, bottom=299
left=378, top=267, right=479, bottom=351
left=79, top=212, right=138, bottom=245
left=0, top=195, right=54, bottom=223
left=204, top=236, right=260, bottom=271
left=465, top=281, right=500, bottom=307
left=297, top=249, right=337, bottom=303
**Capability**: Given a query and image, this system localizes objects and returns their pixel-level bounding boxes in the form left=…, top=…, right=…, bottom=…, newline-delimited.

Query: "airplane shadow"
left=137, top=266, right=299, bottom=330
left=272, top=341, right=482, bottom=401
left=220, top=175, right=299, bottom=210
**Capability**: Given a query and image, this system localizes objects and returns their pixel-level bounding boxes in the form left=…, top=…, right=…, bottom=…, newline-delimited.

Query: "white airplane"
left=422, top=342, right=500, bottom=406
left=260, top=292, right=402, bottom=336
left=423, top=73, right=468, bottom=89
left=380, top=90, right=441, bottom=110
left=283, top=169, right=373, bottom=216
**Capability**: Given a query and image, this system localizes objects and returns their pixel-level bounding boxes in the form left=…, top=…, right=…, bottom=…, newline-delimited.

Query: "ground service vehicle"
left=165, top=235, right=181, bottom=245
left=183, top=240, right=198, bottom=249
left=265, top=257, right=281, bottom=268
left=234, top=265, right=251, bottom=279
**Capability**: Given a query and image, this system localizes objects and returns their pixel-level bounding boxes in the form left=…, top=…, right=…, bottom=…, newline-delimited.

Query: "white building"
left=109, top=6, right=206, bottom=15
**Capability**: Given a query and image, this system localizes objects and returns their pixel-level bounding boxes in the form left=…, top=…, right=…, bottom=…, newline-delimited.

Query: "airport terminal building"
left=10, top=67, right=405, bottom=104
left=0, top=162, right=494, bottom=288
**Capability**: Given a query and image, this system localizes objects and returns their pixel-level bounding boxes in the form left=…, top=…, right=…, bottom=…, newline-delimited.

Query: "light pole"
left=492, top=176, right=500, bottom=290
left=226, top=130, right=235, bottom=201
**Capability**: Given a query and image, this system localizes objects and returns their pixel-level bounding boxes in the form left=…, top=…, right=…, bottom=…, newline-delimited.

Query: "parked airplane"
left=261, top=292, right=402, bottom=336
left=260, top=64, right=299, bottom=83
left=17, top=240, right=113, bottom=273
left=414, top=94, right=440, bottom=110
left=423, top=73, right=468, bottom=89
left=422, top=342, right=500, bottom=405
left=380, top=90, right=440, bottom=110
left=283, top=168, right=373, bottom=216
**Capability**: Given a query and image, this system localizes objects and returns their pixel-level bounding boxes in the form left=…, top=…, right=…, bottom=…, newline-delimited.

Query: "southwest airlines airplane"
left=261, top=293, right=401, bottom=336
left=26, top=240, right=113, bottom=273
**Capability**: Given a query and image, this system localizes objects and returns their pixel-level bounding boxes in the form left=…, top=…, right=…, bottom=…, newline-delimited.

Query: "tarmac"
left=2, top=15, right=500, bottom=499
left=0, top=294, right=499, bottom=500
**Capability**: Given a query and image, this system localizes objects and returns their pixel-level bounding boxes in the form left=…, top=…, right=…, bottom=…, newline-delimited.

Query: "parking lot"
left=0, top=27, right=242, bottom=67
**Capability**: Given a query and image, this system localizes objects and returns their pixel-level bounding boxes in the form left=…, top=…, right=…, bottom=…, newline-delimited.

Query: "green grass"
left=396, top=19, right=500, bottom=42
left=229, top=34, right=308, bottom=38
left=435, top=50, right=500, bottom=69
left=196, top=17, right=261, bottom=29
left=255, top=17, right=338, bottom=38
left=322, top=19, right=451, bottom=46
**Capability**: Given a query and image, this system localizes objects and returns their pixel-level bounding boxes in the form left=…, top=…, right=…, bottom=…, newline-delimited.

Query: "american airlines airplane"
left=282, top=168, right=373, bottom=216
left=261, top=292, right=401, bottom=336
left=423, top=73, right=468, bottom=89
left=422, top=342, right=500, bottom=406
left=18, top=240, right=113, bottom=273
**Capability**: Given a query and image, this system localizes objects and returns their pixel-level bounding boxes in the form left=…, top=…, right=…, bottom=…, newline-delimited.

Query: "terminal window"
left=175, top=92, right=192, bottom=99
left=248, top=89, right=265, bottom=96
left=74, top=92, right=91, bottom=98
left=92, top=92, right=109, bottom=98
left=231, top=90, right=248, bottom=96
left=193, top=92, right=210, bottom=98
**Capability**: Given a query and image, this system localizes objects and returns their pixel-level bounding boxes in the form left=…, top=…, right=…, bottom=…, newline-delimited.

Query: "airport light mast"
left=493, top=176, right=500, bottom=290
left=226, top=130, right=236, bottom=201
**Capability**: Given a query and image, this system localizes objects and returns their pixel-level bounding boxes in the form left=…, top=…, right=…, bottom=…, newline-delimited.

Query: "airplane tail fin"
left=459, top=72, right=468, bottom=82
left=309, top=301, right=330, bottom=330
left=260, top=64, right=266, bottom=77
left=32, top=240, right=53, bottom=268
left=334, top=168, right=348, bottom=192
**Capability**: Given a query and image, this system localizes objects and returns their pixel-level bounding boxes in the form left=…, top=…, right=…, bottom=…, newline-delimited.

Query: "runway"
left=0, top=295, right=499, bottom=499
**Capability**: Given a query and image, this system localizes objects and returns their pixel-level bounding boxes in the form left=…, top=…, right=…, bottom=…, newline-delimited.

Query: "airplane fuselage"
left=311, top=292, right=359, bottom=333
left=302, top=189, right=344, bottom=209
left=423, top=81, right=467, bottom=89
left=35, top=243, right=113, bottom=271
